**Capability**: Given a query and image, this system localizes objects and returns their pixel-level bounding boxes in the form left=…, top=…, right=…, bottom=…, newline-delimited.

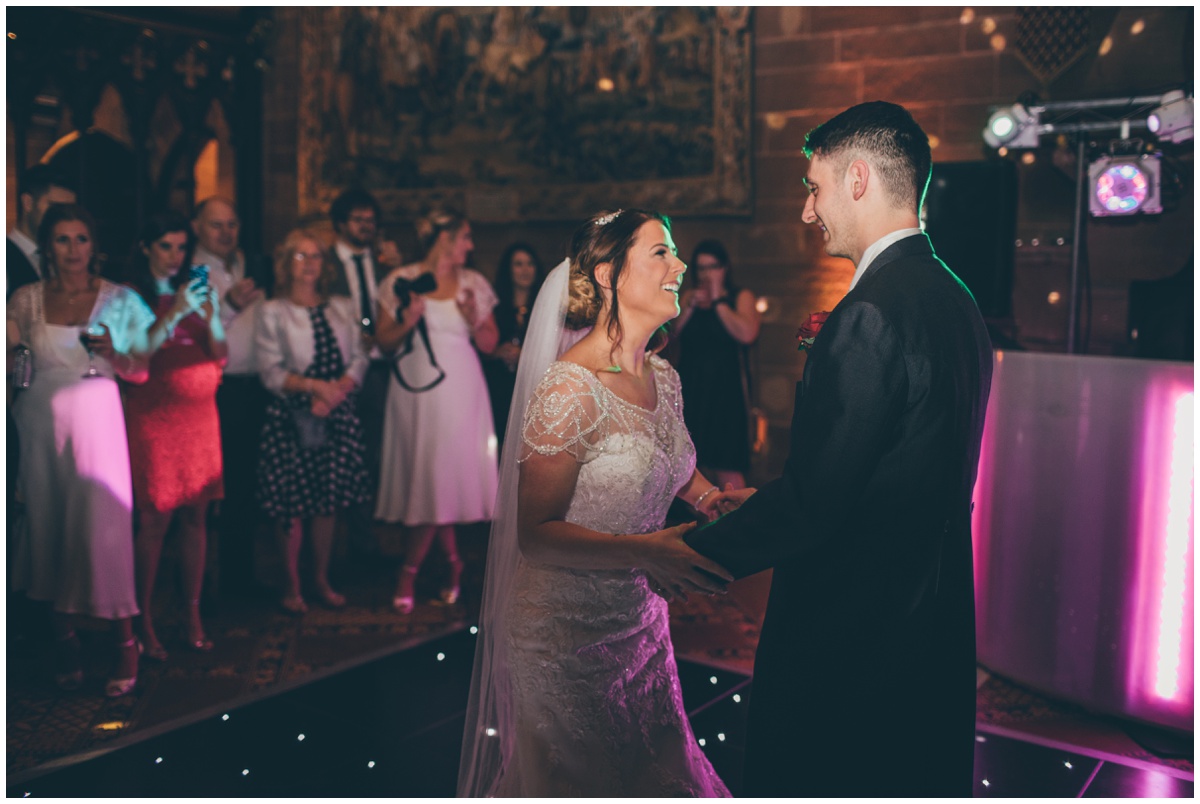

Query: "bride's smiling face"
left=613, top=220, right=687, bottom=327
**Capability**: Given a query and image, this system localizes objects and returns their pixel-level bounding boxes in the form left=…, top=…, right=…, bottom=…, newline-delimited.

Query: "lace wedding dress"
left=489, top=355, right=729, bottom=796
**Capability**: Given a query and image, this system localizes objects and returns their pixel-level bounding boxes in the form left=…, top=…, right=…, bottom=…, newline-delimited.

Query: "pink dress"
left=123, top=292, right=224, bottom=513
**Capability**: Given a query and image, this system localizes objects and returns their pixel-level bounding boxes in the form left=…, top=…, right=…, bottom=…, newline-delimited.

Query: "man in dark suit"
left=328, top=188, right=402, bottom=555
left=192, top=197, right=273, bottom=598
left=7, top=165, right=76, bottom=297
left=685, top=102, right=993, bottom=796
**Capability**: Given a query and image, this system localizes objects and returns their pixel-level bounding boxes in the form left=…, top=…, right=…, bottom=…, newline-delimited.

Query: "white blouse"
left=254, top=296, right=368, bottom=396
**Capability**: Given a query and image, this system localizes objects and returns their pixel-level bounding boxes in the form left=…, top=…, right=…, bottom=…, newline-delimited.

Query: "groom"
left=684, top=101, right=993, bottom=796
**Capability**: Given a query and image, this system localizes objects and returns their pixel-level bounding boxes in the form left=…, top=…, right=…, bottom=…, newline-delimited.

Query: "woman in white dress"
left=7, top=204, right=155, bottom=697
left=375, top=209, right=500, bottom=614
left=458, top=209, right=735, bottom=796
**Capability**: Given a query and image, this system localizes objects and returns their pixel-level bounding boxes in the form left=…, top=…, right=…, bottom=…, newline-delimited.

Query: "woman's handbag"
left=11, top=343, right=33, bottom=391
left=290, top=408, right=328, bottom=450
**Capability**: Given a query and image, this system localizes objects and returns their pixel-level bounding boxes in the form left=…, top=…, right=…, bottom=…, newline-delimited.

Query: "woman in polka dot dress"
left=254, top=229, right=371, bottom=614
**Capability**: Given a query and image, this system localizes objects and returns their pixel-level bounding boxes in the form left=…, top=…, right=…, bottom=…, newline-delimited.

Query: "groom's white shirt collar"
left=848, top=228, right=924, bottom=291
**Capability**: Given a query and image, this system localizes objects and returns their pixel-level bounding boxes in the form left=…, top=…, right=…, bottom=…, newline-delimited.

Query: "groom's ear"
left=848, top=159, right=870, bottom=202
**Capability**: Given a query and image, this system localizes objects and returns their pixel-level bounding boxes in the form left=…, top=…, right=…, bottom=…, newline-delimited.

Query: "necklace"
left=56, top=278, right=95, bottom=304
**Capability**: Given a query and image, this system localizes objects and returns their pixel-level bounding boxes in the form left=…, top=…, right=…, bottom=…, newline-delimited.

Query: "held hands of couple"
left=640, top=522, right=734, bottom=603
left=710, top=485, right=757, bottom=516
left=691, top=483, right=756, bottom=521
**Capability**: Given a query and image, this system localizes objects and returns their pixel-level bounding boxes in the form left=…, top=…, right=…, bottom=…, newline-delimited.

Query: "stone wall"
left=261, top=7, right=1193, bottom=480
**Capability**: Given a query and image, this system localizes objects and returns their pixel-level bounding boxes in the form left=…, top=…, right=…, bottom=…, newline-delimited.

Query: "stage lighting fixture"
left=984, top=104, right=1040, bottom=149
left=1147, top=90, right=1194, bottom=144
left=1088, top=154, right=1162, bottom=217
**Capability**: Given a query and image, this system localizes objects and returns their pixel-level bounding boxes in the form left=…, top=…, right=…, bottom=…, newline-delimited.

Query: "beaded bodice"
left=517, top=354, right=696, bottom=536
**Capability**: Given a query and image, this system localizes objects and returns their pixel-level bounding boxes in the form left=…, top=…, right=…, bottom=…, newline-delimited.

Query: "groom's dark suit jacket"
left=687, top=233, right=992, bottom=797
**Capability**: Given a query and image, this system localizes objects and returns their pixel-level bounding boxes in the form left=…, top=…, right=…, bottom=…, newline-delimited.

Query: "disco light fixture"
left=1088, top=154, right=1162, bottom=217
left=1147, top=90, right=1194, bottom=144
left=983, top=104, right=1040, bottom=148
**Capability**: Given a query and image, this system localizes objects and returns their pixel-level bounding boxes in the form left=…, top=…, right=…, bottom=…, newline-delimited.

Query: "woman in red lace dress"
left=123, top=212, right=227, bottom=660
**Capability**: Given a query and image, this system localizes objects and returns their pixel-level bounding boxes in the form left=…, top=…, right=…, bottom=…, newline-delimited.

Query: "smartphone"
left=189, top=264, right=210, bottom=288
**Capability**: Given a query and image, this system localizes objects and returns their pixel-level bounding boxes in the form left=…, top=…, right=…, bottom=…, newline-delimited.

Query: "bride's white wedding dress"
left=494, top=355, right=729, bottom=796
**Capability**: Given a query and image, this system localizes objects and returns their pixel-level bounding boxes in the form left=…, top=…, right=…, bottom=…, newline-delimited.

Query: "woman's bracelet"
left=692, top=486, right=719, bottom=510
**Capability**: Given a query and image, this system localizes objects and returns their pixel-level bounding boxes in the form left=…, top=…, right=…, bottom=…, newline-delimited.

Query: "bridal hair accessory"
left=594, top=210, right=623, bottom=227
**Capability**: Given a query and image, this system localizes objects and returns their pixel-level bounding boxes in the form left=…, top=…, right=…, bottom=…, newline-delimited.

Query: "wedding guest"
left=193, top=197, right=271, bottom=595
left=123, top=212, right=226, bottom=660
left=328, top=188, right=403, bottom=556
left=7, top=167, right=77, bottom=627
left=7, top=165, right=77, bottom=296
left=7, top=167, right=76, bottom=567
left=375, top=208, right=499, bottom=614
left=7, top=204, right=154, bottom=697
left=255, top=229, right=371, bottom=614
left=673, top=239, right=761, bottom=490
left=481, top=242, right=546, bottom=445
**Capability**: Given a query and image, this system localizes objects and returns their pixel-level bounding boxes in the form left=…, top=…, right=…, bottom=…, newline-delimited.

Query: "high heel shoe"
left=281, top=595, right=309, bottom=616
left=54, top=631, right=84, bottom=691
left=316, top=587, right=347, bottom=609
left=438, top=558, right=464, bottom=606
left=186, top=600, right=214, bottom=652
left=137, top=637, right=169, bottom=663
left=391, top=565, right=418, bottom=614
left=105, top=638, right=138, bottom=698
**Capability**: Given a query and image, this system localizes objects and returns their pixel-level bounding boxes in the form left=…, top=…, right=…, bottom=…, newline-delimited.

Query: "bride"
left=458, top=209, right=734, bottom=796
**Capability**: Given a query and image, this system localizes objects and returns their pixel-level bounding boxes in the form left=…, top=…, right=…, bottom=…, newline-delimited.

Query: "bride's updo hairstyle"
left=415, top=207, right=468, bottom=257
left=566, top=208, right=671, bottom=354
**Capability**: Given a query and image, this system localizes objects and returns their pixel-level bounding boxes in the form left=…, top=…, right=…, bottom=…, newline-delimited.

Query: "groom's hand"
left=711, top=485, right=757, bottom=516
left=642, top=522, right=733, bottom=603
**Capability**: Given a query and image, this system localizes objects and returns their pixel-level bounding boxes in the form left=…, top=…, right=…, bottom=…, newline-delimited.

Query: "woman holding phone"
left=123, top=211, right=227, bottom=660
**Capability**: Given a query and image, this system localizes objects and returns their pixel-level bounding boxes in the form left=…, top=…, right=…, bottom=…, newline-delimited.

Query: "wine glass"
left=79, top=324, right=104, bottom=379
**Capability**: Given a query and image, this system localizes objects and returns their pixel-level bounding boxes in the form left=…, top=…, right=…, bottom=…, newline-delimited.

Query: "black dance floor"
left=6, top=627, right=1193, bottom=797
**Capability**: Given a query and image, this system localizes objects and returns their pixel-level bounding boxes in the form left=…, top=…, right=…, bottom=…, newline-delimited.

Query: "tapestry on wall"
left=298, top=7, right=752, bottom=222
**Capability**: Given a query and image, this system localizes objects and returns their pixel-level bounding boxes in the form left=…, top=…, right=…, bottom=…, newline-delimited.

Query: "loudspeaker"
left=924, top=160, right=1018, bottom=319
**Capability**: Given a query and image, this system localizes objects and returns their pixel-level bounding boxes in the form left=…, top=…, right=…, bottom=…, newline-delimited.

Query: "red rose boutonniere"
left=796, top=311, right=830, bottom=352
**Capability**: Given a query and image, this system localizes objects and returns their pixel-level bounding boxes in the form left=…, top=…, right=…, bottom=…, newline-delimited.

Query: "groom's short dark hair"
left=804, top=101, right=932, bottom=213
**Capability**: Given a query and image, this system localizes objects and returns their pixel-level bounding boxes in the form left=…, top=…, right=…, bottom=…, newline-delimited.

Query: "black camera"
left=189, top=264, right=210, bottom=288
left=393, top=272, right=437, bottom=317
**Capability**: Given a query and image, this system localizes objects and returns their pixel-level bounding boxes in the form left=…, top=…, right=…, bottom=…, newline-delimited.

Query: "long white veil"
left=457, top=258, right=575, bottom=797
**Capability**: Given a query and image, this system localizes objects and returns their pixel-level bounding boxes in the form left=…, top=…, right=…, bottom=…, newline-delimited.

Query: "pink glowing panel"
left=1128, top=382, right=1194, bottom=715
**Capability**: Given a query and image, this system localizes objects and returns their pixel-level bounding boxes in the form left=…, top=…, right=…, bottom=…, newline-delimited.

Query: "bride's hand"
left=641, top=522, right=733, bottom=603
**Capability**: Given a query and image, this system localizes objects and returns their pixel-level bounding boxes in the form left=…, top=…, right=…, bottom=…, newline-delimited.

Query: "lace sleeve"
left=651, top=354, right=685, bottom=420
left=6, top=284, right=34, bottom=341
left=517, top=362, right=609, bottom=464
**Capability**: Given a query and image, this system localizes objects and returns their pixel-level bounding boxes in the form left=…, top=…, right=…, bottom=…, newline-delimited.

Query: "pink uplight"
left=1129, top=383, right=1194, bottom=715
